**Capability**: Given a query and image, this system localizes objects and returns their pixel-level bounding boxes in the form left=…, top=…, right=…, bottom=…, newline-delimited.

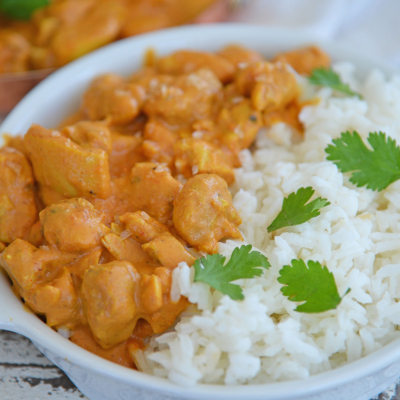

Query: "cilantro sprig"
left=326, top=131, right=400, bottom=191
left=0, top=0, right=49, bottom=20
left=193, top=245, right=270, bottom=300
left=267, top=187, right=330, bottom=233
left=278, top=259, right=350, bottom=313
left=309, top=67, right=361, bottom=98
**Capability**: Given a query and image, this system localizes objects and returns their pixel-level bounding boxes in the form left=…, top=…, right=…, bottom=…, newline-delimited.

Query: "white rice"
left=139, top=62, right=400, bottom=386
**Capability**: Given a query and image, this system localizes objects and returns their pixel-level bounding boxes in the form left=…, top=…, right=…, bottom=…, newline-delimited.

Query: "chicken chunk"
left=40, top=198, right=109, bottom=253
left=156, top=50, right=235, bottom=84
left=144, top=293, right=189, bottom=334
left=152, top=266, right=172, bottom=294
left=0, top=147, right=37, bottom=244
left=272, top=45, right=331, bottom=76
left=140, top=274, right=163, bottom=313
left=119, top=211, right=169, bottom=244
left=143, top=68, right=222, bottom=125
left=217, top=99, right=262, bottom=154
left=142, top=232, right=195, bottom=269
left=173, top=138, right=235, bottom=184
left=32, top=0, right=126, bottom=68
left=68, top=248, right=102, bottom=280
left=0, top=239, right=76, bottom=296
left=0, top=30, right=31, bottom=73
left=101, top=233, right=157, bottom=276
left=81, top=74, right=146, bottom=125
left=30, top=268, right=79, bottom=327
left=218, top=44, right=264, bottom=67
left=62, top=121, right=112, bottom=154
left=0, top=238, right=83, bottom=327
left=32, top=0, right=95, bottom=45
left=81, top=261, right=140, bottom=349
left=235, top=61, right=299, bottom=112
left=173, top=174, right=242, bottom=253
left=127, top=163, right=182, bottom=223
left=141, top=119, right=177, bottom=167
left=96, top=163, right=182, bottom=225
left=129, top=67, right=173, bottom=90
left=24, top=124, right=111, bottom=199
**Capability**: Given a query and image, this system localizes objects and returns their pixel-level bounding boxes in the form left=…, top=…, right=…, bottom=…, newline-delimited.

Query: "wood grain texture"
left=0, top=330, right=87, bottom=399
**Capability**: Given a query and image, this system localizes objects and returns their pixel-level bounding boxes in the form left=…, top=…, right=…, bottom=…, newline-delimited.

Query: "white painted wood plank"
left=0, top=330, right=88, bottom=399
left=0, top=331, right=53, bottom=365
left=375, top=383, right=398, bottom=400
left=0, top=365, right=86, bottom=400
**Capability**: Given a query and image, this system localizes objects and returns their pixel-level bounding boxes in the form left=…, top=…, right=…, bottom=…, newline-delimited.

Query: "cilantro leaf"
left=0, top=0, right=49, bottom=20
left=267, top=187, right=330, bottom=233
left=326, top=131, right=400, bottom=191
left=308, top=67, right=361, bottom=98
left=278, top=259, right=349, bottom=313
left=193, top=245, right=270, bottom=300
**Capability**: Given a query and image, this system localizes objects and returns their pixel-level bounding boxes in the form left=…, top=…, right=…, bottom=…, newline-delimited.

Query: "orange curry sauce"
left=0, top=44, right=330, bottom=368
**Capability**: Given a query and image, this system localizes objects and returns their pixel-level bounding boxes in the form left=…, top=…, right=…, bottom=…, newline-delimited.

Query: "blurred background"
left=1, top=0, right=398, bottom=117
left=231, top=0, right=399, bottom=65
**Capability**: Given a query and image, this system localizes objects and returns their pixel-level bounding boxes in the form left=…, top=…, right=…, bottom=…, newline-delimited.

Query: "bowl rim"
left=1, top=23, right=400, bottom=399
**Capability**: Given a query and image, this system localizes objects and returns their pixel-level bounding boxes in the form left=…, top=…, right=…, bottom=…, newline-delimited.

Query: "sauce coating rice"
left=138, top=63, right=400, bottom=386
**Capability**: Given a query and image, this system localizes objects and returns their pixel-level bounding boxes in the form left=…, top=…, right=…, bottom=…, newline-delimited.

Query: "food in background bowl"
left=0, top=0, right=231, bottom=115
left=1, top=25, right=400, bottom=400
left=0, top=0, right=228, bottom=72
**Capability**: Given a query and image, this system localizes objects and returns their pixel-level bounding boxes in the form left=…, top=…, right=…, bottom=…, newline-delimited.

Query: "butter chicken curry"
left=0, top=44, right=330, bottom=368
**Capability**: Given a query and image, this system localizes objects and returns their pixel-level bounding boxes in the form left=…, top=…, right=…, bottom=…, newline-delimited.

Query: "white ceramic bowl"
left=1, top=24, right=400, bottom=400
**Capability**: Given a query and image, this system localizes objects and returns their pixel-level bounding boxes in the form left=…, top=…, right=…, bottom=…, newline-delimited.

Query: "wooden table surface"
left=0, top=329, right=399, bottom=400
left=0, top=330, right=87, bottom=400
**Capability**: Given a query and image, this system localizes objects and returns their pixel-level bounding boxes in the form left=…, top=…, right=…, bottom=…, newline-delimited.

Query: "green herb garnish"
left=278, top=259, right=349, bottom=313
left=326, top=131, right=400, bottom=191
left=267, top=187, right=330, bottom=233
left=309, top=67, right=361, bottom=98
left=194, top=245, right=270, bottom=300
left=0, top=0, right=49, bottom=20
